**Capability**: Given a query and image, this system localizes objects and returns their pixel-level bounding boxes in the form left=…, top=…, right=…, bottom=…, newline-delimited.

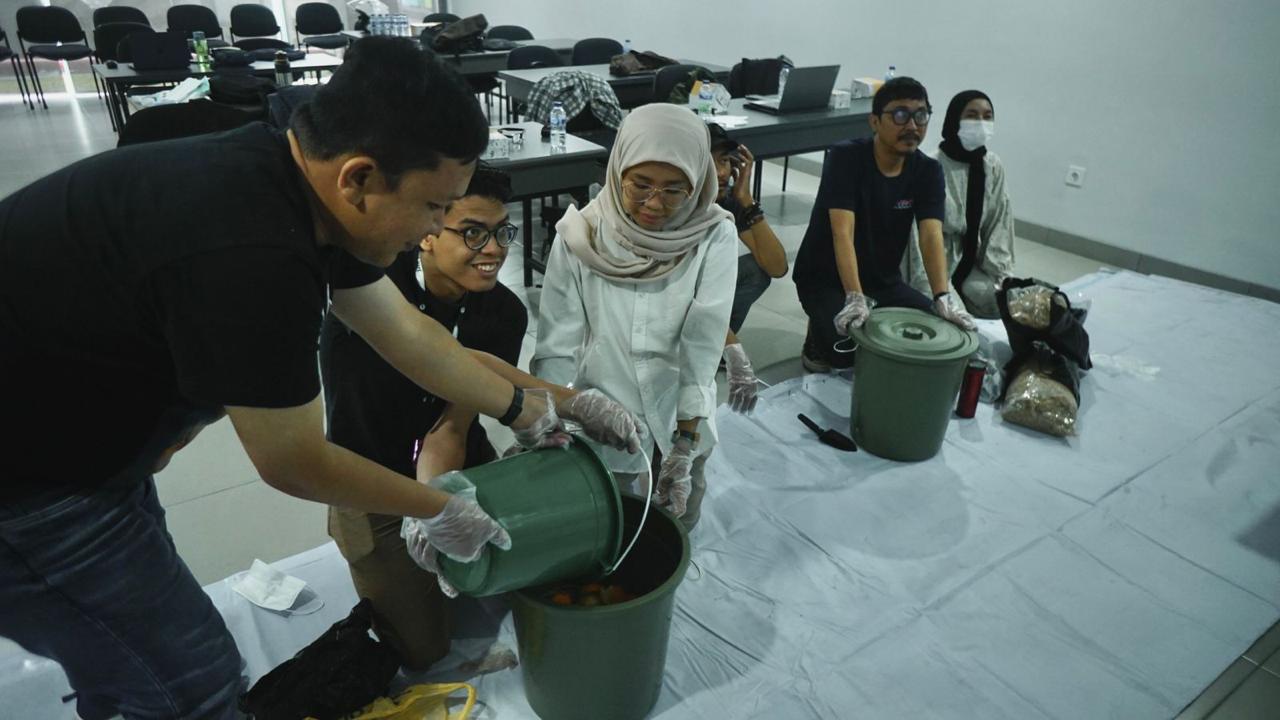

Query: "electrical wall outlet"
left=1065, top=165, right=1086, bottom=188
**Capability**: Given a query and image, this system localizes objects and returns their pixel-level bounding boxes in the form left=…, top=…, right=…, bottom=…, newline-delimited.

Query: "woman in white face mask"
left=902, top=90, right=1015, bottom=317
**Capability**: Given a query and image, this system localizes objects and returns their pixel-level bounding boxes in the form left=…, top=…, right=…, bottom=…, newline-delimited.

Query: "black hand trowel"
left=798, top=414, right=858, bottom=452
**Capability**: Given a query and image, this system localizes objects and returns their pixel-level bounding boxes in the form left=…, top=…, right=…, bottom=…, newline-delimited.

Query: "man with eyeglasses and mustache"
left=794, top=76, right=976, bottom=372
left=319, top=166, right=533, bottom=671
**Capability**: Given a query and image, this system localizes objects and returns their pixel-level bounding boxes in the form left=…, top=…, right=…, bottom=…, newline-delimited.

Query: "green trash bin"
left=510, top=495, right=690, bottom=720
left=849, top=307, right=979, bottom=461
left=436, top=441, right=624, bottom=597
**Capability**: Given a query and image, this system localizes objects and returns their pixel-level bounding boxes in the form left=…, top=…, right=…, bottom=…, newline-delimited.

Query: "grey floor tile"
left=1206, top=665, right=1280, bottom=719
left=1175, top=658, right=1259, bottom=720
left=1265, top=650, right=1280, bottom=679
left=1244, top=621, right=1280, bottom=665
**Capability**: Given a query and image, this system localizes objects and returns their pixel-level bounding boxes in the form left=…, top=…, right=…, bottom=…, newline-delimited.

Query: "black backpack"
left=428, top=13, right=487, bottom=55
left=728, top=56, right=794, bottom=98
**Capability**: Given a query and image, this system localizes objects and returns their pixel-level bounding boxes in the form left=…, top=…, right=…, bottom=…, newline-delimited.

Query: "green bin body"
left=510, top=496, right=689, bottom=720
left=850, top=308, right=979, bottom=461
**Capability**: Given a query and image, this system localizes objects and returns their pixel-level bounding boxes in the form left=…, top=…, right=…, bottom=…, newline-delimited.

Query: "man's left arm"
left=916, top=161, right=950, bottom=296
left=732, top=144, right=788, bottom=278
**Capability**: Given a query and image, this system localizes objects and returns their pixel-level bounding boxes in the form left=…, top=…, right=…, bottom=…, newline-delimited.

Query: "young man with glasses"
left=793, top=76, right=976, bottom=372
left=319, top=166, right=530, bottom=670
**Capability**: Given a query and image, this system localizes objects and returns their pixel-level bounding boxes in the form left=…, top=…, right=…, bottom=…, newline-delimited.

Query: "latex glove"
left=556, top=388, right=643, bottom=453
left=402, top=472, right=512, bottom=598
left=653, top=435, right=695, bottom=517
left=933, top=292, right=977, bottom=331
left=833, top=291, right=871, bottom=336
left=510, top=388, right=571, bottom=450
left=722, top=343, right=758, bottom=414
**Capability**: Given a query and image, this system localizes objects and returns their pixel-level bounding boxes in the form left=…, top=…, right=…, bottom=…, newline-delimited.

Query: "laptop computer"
left=744, top=65, right=840, bottom=114
left=130, top=31, right=192, bottom=72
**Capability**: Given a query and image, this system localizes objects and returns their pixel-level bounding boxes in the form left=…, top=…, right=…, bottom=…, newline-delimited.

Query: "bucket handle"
left=833, top=337, right=858, bottom=355
left=603, top=446, right=653, bottom=576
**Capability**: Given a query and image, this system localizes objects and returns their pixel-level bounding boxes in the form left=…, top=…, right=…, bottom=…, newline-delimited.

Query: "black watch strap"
left=497, top=386, right=524, bottom=426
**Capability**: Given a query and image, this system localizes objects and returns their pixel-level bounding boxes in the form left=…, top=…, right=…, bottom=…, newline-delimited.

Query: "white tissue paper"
left=231, top=559, right=308, bottom=612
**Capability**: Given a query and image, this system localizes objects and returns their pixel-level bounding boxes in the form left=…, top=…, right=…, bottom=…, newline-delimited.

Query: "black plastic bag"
left=996, top=277, right=1092, bottom=370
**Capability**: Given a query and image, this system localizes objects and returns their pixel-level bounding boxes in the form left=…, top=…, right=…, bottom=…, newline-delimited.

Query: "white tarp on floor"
left=4, top=270, right=1279, bottom=719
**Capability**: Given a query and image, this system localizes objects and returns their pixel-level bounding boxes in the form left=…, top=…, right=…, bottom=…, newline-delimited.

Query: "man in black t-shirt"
left=0, top=39, right=640, bottom=718
left=793, top=77, right=976, bottom=372
left=321, top=167, right=529, bottom=670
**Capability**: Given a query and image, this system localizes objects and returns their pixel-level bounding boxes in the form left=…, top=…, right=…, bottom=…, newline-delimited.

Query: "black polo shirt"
left=319, top=250, right=527, bottom=479
left=0, top=123, right=382, bottom=501
left=794, top=138, right=944, bottom=292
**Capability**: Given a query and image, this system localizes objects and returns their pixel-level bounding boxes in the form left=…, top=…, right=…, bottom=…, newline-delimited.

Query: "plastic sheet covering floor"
left=4, top=270, right=1279, bottom=719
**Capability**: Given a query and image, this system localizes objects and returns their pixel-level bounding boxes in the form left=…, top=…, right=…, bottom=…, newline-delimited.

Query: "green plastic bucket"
left=511, top=495, right=690, bottom=720
left=849, top=307, right=979, bottom=461
left=436, top=441, right=625, bottom=597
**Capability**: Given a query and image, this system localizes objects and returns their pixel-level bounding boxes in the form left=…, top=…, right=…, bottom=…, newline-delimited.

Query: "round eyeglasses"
left=622, top=181, right=693, bottom=209
left=443, top=223, right=519, bottom=251
left=882, top=107, right=932, bottom=126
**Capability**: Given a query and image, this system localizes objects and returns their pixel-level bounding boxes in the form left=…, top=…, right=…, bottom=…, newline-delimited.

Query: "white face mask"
left=957, top=119, right=995, bottom=151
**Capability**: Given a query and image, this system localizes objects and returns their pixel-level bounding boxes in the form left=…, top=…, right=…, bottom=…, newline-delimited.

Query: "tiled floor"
left=3, top=88, right=1276, bottom=718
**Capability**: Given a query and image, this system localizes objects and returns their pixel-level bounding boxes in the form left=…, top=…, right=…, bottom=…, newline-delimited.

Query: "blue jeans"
left=0, top=476, right=244, bottom=719
left=730, top=254, right=773, bottom=334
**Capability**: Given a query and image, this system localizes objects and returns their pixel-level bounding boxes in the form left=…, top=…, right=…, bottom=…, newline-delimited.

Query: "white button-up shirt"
left=533, top=219, right=738, bottom=473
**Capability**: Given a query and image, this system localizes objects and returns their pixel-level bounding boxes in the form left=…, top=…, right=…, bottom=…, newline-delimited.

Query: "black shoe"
left=801, top=323, right=832, bottom=373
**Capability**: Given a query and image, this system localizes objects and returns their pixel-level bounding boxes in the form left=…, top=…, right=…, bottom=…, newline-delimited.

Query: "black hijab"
left=938, top=90, right=992, bottom=293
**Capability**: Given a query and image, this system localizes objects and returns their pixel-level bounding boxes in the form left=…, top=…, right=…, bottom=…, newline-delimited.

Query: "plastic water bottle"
left=623, top=39, right=632, bottom=53
left=777, top=65, right=790, bottom=96
left=884, top=65, right=896, bottom=82
left=398, top=14, right=410, bottom=37
left=549, top=102, right=567, bottom=150
left=274, top=51, right=292, bottom=87
left=192, top=31, right=209, bottom=65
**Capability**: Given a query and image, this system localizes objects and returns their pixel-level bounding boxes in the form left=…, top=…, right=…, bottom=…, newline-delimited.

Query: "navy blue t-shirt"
left=793, top=138, right=944, bottom=292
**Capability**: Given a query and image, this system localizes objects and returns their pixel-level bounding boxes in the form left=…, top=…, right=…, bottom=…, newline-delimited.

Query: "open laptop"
left=745, top=65, right=840, bottom=114
left=130, top=31, right=192, bottom=71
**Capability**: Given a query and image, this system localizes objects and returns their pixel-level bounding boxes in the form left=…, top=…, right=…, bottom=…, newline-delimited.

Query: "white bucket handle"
left=604, top=446, right=653, bottom=576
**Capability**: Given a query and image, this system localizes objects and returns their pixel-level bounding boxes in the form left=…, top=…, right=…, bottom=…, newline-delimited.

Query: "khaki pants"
left=328, top=507, right=449, bottom=671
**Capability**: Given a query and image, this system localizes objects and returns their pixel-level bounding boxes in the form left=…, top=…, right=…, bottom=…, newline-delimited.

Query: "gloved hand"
left=511, top=388, right=571, bottom=450
left=402, top=472, right=512, bottom=598
left=653, top=435, right=695, bottom=517
left=556, top=388, right=643, bottom=453
left=722, top=343, right=758, bottom=414
left=933, top=292, right=977, bottom=331
left=833, top=291, right=871, bottom=336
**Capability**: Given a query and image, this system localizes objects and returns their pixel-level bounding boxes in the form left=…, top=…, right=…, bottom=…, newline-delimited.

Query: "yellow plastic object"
left=333, top=683, right=477, bottom=720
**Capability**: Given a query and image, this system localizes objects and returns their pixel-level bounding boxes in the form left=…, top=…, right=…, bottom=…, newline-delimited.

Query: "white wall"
left=456, top=0, right=1280, bottom=290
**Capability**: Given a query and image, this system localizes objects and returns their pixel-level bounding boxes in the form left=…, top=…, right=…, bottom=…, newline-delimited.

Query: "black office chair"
left=167, top=5, right=231, bottom=48
left=571, top=37, right=622, bottom=66
left=652, top=63, right=714, bottom=104
left=229, top=5, right=285, bottom=45
left=15, top=6, right=101, bottom=110
left=93, top=22, right=151, bottom=63
left=487, top=25, right=533, bottom=41
left=505, top=46, right=563, bottom=121
left=423, top=13, right=461, bottom=24
left=93, top=6, right=150, bottom=29
left=117, top=99, right=261, bottom=147
left=294, top=3, right=349, bottom=51
left=0, top=25, right=34, bottom=110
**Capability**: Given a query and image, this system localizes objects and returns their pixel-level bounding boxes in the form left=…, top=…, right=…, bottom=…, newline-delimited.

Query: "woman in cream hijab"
left=533, top=103, right=738, bottom=530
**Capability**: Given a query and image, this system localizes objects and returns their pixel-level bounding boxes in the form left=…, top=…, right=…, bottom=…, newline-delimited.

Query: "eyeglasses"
left=443, top=223, right=519, bottom=251
left=882, top=107, right=932, bottom=126
left=622, top=181, right=693, bottom=209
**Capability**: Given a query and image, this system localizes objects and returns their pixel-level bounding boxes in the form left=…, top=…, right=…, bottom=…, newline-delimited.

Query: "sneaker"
left=801, top=323, right=831, bottom=373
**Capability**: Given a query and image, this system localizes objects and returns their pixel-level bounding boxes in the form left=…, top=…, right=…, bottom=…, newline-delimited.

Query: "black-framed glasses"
left=882, top=107, right=932, bottom=126
left=443, top=223, right=519, bottom=250
left=621, top=181, right=693, bottom=209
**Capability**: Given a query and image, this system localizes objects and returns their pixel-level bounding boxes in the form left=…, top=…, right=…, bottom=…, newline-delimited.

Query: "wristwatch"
left=497, top=386, right=524, bottom=426
left=673, top=428, right=700, bottom=448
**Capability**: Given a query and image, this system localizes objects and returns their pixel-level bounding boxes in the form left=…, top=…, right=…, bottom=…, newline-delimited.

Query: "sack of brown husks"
left=1001, top=348, right=1079, bottom=437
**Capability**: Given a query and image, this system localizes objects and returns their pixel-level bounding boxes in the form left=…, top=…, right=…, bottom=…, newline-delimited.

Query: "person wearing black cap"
left=901, top=90, right=1014, bottom=318
left=708, top=123, right=787, bottom=413
left=793, top=76, right=976, bottom=373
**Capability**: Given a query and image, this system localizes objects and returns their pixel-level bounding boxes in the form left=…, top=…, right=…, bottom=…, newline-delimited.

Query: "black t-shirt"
left=319, top=250, right=528, bottom=480
left=0, top=123, right=382, bottom=500
left=793, top=138, right=944, bottom=292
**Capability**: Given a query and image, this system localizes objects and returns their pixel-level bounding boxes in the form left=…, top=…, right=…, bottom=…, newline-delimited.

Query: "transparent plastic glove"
left=833, top=291, right=871, bottom=336
left=722, top=343, right=758, bottom=414
left=933, top=291, right=977, bottom=331
left=510, top=388, right=571, bottom=450
left=556, top=388, right=642, bottom=453
left=653, top=436, right=695, bottom=517
left=402, top=472, right=512, bottom=598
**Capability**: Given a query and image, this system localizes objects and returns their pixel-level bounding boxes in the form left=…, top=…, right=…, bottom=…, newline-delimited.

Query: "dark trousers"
left=729, top=254, right=774, bottom=334
left=796, top=278, right=932, bottom=363
left=0, top=476, right=244, bottom=719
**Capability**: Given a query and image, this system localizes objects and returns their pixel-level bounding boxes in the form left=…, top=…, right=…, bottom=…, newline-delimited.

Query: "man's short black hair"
left=872, top=76, right=931, bottom=116
left=463, top=165, right=512, bottom=205
left=291, top=37, right=488, bottom=187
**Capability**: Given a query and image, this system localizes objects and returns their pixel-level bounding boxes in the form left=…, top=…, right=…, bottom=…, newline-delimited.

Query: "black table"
left=340, top=33, right=577, bottom=77
left=93, top=54, right=344, bottom=133
left=498, top=60, right=731, bottom=110
left=483, top=121, right=608, bottom=286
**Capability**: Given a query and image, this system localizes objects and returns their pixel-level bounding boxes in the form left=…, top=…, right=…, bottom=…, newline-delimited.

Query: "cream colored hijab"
left=557, top=103, right=732, bottom=283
